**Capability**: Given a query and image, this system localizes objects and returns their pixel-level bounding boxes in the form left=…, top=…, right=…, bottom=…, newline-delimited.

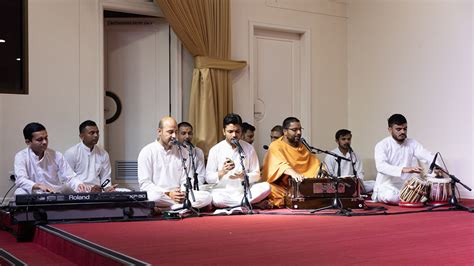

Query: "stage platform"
left=1, top=200, right=473, bottom=265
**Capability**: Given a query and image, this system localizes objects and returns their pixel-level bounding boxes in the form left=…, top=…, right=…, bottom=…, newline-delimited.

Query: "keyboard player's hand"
left=77, top=183, right=93, bottom=193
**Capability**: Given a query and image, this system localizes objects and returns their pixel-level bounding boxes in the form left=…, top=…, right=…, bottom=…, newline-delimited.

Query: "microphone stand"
left=303, top=140, right=353, bottom=215
left=186, top=142, right=199, bottom=191
left=232, top=139, right=253, bottom=214
left=349, top=148, right=363, bottom=195
left=428, top=165, right=473, bottom=213
left=165, top=141, right=199, bottom=218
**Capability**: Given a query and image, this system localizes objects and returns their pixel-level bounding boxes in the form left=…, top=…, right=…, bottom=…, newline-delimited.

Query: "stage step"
left=34, top=225, right=149, bottom=265
left=0, top=230, right=75, bottom=265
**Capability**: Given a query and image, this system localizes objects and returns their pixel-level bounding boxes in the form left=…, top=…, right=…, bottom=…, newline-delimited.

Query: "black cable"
left=0, top=183, right=16, bottom=206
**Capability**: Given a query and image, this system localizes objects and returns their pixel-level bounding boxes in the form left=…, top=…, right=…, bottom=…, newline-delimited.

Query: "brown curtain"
left=155, top=0, right=246, bottom=155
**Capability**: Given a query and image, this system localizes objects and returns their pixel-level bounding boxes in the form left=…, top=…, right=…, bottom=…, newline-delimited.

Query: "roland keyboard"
left=15, top=191, right=148, bottom=205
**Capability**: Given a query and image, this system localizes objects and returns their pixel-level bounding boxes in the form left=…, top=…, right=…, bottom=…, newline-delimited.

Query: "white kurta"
left=185, top=146, right=206, bottom=187
left=64, top=142, right=112, bottom=188
left=372, top=136, right=434, bottom=203
left=14, top=147, right=82, bottom=194
left=206, top=140, right=270, bottom=208
left=137, top=140, right=211, bottom=209
left=324, top=148, right=365, bottom=179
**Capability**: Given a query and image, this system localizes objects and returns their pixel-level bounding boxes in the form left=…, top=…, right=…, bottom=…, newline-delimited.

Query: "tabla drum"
left=399, top=176, right=429, bottom=207
left=427, top=176, right=451, bottom=206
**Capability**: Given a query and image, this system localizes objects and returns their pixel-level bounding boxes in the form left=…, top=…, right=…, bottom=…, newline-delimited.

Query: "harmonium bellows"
left=285, top=177, right=364, bottom=209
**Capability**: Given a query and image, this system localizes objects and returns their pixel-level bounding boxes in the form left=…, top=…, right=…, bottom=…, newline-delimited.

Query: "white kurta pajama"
left=137, top=140, right=212, bottom=209
left=324, top=148, right=374, bottom=192
left=64, top=142, right=112, bottom=188
left=14, top=147, right=82, bottom=194
left=372, top=137, right=434, bottom=203
left=206, top=140, right=270, bottom=208
left=324, top=148, right=365, bottom=179
left=185, top=146, right=206, bottom=187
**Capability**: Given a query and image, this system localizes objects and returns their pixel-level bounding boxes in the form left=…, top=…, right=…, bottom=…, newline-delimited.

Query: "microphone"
left=300, top=137, right=313, bottom=152
left=428, top=152, right=439, bottom=174
left=231, top=138, right=244, bottom=153
left=263, top=145, right=269, bottom=150
left=348, top=144, right=353, bottom=153
left=185, top=140, right=194, bottom=149
left=170, top=138, right=186, bottom=148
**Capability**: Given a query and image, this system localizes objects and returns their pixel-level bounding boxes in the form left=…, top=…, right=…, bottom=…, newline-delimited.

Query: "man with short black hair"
left=324, top=129, right=373, bottom=193
left=373, top=114, right=435, bottom=204
left=177, top=122, right=205, bottom=187
left=64, top=120, right=115, bottom=192
left=262, top=117, right=321, bottom=208
left=242, top=122, right=256, bottom=145
left=270, top=125, right=284, bottom=142
left=206, top=113, right=270, bottom=208
left=14, top=122, right=88, bottom=195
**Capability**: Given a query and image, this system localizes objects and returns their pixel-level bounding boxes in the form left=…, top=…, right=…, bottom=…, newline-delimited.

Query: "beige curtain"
left=155, top=0, right=246, bottom=155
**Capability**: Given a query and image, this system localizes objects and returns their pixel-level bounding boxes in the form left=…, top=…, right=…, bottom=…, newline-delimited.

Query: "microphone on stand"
left=300, top=137, right=313, bottom=153
left=428, top=152, right=439, bottom=174
left=263, top=145, right=269, bottom=150
left=185, top=140, right=195, bottom=149
left=170, top=138, right=187, bottom=148
left=231, top=138, right=244, bottom=154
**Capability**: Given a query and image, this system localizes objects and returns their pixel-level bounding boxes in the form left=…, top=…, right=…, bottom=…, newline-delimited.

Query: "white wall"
left=231, top=0, right=348, bottom=151
left=348, top=0, right=473, bottom=198
left=0, top=0, right=102, bottom=200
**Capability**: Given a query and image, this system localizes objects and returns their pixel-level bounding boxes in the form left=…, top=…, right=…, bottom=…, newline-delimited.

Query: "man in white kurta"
left=372, top=114, right=434, bottom=203
left=177, top=122, right=206, bottom=187
left=15, top=122, right=87, bottom=195
left=206, top=113, right=270, bottom=208
left=324, top=129, right=373, bottom=193
left=64, top=120, right=113, bottom=191
left=138, top=117, right=212, bottom=210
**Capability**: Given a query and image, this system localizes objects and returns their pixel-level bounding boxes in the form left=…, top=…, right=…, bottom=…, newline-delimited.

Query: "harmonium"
left=285, top=176, right=365, bottom=209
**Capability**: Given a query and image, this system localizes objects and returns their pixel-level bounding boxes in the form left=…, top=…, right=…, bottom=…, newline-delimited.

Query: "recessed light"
left=0, top=39, right=5, bottom=43
left=16, top=58, right=21, bottom=61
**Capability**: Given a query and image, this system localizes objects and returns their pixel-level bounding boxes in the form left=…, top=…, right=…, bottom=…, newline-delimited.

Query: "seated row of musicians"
left=12, top=112, right=434, bottom=209
left=14, top=121, right=112, bottom=195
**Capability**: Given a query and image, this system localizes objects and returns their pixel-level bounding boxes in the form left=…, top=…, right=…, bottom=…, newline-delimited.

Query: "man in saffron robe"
left=262, top=117, right=321, bottom=208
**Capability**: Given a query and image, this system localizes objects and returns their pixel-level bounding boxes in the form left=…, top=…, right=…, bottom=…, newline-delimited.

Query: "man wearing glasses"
left=262, top=117, right=322, bottom=208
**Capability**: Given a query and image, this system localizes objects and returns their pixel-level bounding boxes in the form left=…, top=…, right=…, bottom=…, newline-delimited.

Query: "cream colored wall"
left=347, top=0, right=473, bottom=198
left=0, top=0, right=102, bottom=200
left=230, top=0, right=348, bottom=150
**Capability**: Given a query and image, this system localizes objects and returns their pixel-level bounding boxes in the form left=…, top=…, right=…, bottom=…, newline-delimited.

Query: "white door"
left=252, top=28, right=304, bottom=163
left=104, top=18, right=170, bottom=190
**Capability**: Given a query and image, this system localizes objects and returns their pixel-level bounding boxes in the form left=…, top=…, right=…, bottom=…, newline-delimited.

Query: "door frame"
left=248, top=21, right=311, bottom=142
left=96, top=0, right=183, bottom=144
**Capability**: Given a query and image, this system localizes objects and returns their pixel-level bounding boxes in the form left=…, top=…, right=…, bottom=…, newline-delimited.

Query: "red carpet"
left=44, top=205, right=474, bottom=265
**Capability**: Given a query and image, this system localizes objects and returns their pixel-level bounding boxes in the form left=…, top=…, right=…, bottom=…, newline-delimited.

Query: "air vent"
left=115, top=161, right=138, bottom=181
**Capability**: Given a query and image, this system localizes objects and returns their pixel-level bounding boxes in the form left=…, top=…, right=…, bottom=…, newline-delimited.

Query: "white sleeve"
left=14, top=152, right=35, bottom=193
left=205, top=147, right=219, bottom=184
left=99, top=151, right=112, bottom=187
left=57, top=152, right=82, bottom=191
left=195, top=149, right=206, bottom=185
left=374, top=142, right=403, bottom=177
left=137, top=147, right=165, bottom=194
left=324, top=155, right=337, bottom=176
left=355, top=156, right=365, bottom=180
left=63, top=147, right=76, bottom=171
left=413, top=140, right=434, bottom=165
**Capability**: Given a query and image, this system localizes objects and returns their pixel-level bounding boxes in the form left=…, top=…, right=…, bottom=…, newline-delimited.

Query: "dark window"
left=0, top=0, right=28, bottom=94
